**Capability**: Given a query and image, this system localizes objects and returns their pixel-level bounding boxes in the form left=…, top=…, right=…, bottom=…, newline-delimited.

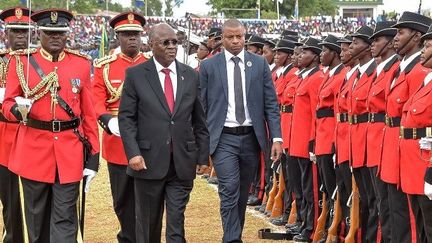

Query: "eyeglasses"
left=156, top=39, right=178, bottom=46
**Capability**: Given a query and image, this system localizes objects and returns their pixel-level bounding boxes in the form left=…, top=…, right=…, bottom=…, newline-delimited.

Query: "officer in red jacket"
left=348, top=25, right=379, bottom=242
left=381, top=12, right=432, bottom=243
left=93, top=11, right=147, bottom=243
left=289, top=37, right=324, bottom=242
left=0, top=6, right=33, bottom=243
left=399, top=22, right=432, bottom=243
left=2, top=9, right=100, bottom=242
left=315, top=34, right=346, bottom=231
left=334, top=34, right=359, bottom=229
left=368, top=21, right=399, bottom=243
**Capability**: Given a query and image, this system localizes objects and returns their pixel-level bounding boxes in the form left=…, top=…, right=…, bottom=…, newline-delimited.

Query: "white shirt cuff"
left=273, top=138, right=283, bottom=143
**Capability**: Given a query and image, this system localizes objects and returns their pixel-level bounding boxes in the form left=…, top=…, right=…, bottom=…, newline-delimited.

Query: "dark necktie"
left=161, top=68, right=174, bottom=113
left=232, top=56, right=245, bottom=124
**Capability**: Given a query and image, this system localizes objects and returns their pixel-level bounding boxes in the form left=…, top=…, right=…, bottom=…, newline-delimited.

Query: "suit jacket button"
left=166, top=140, right=170, bottom=144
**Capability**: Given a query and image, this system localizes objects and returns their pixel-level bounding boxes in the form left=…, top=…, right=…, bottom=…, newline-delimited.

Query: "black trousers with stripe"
left=387, top=183, right=415, bottom=243
left=20, top=176, right=80, bottom=243
left=410, top=194, right=432, bottom=243
left=0, top=165, right=24, bottom=243
left=107, top=163, right=136, bottom=243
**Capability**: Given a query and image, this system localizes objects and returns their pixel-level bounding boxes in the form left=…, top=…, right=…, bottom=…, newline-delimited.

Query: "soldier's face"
left=299, top=49, right=316, bottom=68
left=320, top=45, right=334, bottom=67
left=394, top=28, right=420, bottom=55
left=39, top=30, right=67, bottom=54
left=196, top=44, right=209, bottom=60
left=371, top=36, right=394, bottom=58
left=349, top=37, right=370, bottom=60
left=292, top=47, right=301, bottom=67
left=222, top=26, right=245, bottom=56
left=421, top=39, right=432, bottom=68
left=150, top=27, right=178, bottom=67
left=263, top=44, right=274, bottom=64
left=274, top=50, right=289, bottom=67
left=117, top=31, right=142, bottom=57
left=7, top=28, right=29, bottom=51
left=246, top=45, right=259, bottom=54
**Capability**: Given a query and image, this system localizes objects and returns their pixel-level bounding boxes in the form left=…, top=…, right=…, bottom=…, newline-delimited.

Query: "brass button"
left=413, top=109, right=417, bottom=113
left=54, top=136, right=58, bottom=140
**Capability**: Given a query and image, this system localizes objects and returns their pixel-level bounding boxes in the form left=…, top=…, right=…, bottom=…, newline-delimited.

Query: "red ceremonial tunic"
left=93, top=53, right=147, bottom=165
left=2, top=48, right=100, bottom=184
left=400, top=73, right=432, bottom=195
left=380, top=54, right=428, bottom=184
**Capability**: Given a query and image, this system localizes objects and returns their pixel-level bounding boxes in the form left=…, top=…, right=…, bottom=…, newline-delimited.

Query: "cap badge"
left=51, top=11, right=58, bottom=23
left=127, top=13, right=134, bottom=24
left=15, top=8, right=23, bottom=19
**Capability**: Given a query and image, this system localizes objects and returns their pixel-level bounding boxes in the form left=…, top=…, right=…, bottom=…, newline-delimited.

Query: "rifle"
left=271, top=165, right=285, bottom=219
left=265, top=171, right=278, bottom=216
left=287, top=200, right=297, bottom=225
left=345, top=176, right=359, bottom=243
left=312, top=185, right=328, bottom=242
left=326, top=190, right=342, bottom=243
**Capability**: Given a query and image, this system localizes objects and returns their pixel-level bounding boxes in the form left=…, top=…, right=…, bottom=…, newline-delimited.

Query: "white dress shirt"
left=346, top=64, right=360, bottom=81
left=329, top=63, right=343, bottom=77
left=224, top=49, right=252, bottom=127
left=358, top=58, right=375, bottom=78
left=424, top=72, right=432, bottom=86
left=376, top=54, right=397, bottom=77
left=154, top=58, right=178, bottom=100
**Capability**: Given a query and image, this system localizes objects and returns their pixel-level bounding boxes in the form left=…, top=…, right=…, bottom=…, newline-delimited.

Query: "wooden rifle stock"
left=265, top=171, right=278, bottom=215
left=345, top=176, right=359, bottom=243
left=312, top=190, right=328, bottom=242
left=271, top=169, right=285, bottom=218
left=287, top=200, right=297, bottom=225
left=326, top=192, right=342, bottom=243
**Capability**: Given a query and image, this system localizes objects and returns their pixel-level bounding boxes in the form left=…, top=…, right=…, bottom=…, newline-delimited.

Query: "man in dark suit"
left=119, top=23, right=209, bottom=243
left=200, top=19, right=283, bottom=243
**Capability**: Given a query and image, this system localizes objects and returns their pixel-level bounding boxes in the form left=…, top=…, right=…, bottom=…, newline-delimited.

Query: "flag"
left=174, top=0, right=184, bottom=6
left=294, top=0, right=298, bottom=20
left=136, top=0, right=145, bottom=8
left=99, top=25, right=108, bottom=58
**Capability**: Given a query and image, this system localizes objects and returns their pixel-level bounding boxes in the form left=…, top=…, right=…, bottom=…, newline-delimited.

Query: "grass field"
left=1, top=162, right=288, bottom=243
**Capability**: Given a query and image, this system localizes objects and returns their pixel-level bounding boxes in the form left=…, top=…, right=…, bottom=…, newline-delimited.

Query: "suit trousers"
left=108, top=163, right=135, bottom=243
left=211, top=131, right=260, bottom=243
left=410, top=194, right=432, bottom=243
left=295, top=157, right=319, bottom=238
left=335, top=161, right=352, bottom=230
left=286, top=154, right=304, bottom=223
left=369, top=166, right=391, bottom=243
left=20, top=177, right=80, bottom=243
left=0, top=165, right=24, bottom=243
left=316, top=154, right=336, bottom=209
left=387, top=183, right=416, bottom=243
left=134, top=160, right=193, bottom=243
left=352, top=166, right=379, bottom=243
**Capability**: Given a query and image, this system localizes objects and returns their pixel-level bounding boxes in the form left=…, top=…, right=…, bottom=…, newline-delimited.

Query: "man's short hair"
left=222, top=19, right=244, bottom=32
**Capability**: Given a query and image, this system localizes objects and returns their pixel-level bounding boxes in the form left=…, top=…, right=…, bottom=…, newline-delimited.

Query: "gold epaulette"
left=93, top=54, right=117, bottom=68
left=64, top=48, right=92, bottom=60
left=0, top=49, right=9, bottom=56
left=143, top=51, right=153, bottom=59
left=9, top=48, right=37, bottom=55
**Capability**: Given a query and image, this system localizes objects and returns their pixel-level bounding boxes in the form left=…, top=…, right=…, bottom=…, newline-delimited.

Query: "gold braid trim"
left=15, top=55, right=59, bottom=101
left=103, top=63, right=123, bottom=103
left=0, top=58, right=6, bottom=88
left=64, top=48, right=92, bottom=60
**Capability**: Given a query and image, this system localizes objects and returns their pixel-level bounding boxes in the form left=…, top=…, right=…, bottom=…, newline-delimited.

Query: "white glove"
left=309, top=152, right=316, bottom=163
left=0, top=88, right=5, bottom=103
left=83, top=168, right=97, bottom=193
left=424, top=181, right=432, bottom=200
left=14, top=96, right=33, bottom=110
left=108, top=117, right=120, bottom=137
left=419, top=137, right=432, bottom=150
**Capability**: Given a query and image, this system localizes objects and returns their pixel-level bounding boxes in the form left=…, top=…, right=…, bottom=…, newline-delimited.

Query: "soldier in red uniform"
left=0, top=6, right=33, bottom=243
left=289, top=37, right=324, bottom=242
left=206, top=27, right=222, bottom=58
left=368, top=21, right=399, bottom=243
left=315, top=34, right=346, bottom=233
left=348, top=26, right=379, bottom=242
left=381, top=12, right=432, bottom=243
left=2, top=9, right=100, bottom=242
left=334, top=35, right=358, bottom=231
left=92, top=12, right=147, bottom=243
left=245, top=35, right=265, bottom=55
left=399, top=21, right=432, bottom=243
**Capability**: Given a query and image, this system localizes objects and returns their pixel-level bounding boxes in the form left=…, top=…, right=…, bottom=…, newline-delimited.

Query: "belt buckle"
left=412, top=128, right=417, bottom=140
left=427, top=127, right=432, bottom=137
left=52, top=120, right=61, bottom=133
left=336, top=113, right=341, bottom=122
left=281, top=105, right=286, bottom=113
left=348, top=115, right=353, bottom=124
left=399, top=126, right=404, bottom=138
left=369, top=113, right=374, bottom=123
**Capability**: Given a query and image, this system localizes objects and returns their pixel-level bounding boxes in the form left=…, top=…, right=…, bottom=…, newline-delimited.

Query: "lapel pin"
left=181, top=76, right=184, bottom=80
left=246, top=61, right=252, bottom=67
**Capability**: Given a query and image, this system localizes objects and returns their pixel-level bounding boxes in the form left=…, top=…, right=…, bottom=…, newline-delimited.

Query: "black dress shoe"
left=286, top=221, right=302, bottom=229
left=247, top=195, right=261, bottom=206
left=259, top=203, right=267, bottom=213
left=293, top=233, right=311, bottom=242
left=271, top=214, right=288, bottom=226
left=286, top=225, right=302, bottom=235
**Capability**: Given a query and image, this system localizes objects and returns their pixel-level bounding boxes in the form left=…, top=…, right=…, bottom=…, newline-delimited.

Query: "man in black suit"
left=200, top=19, right=283, bottom=243
left=119, top=23, right=209, bottom=243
